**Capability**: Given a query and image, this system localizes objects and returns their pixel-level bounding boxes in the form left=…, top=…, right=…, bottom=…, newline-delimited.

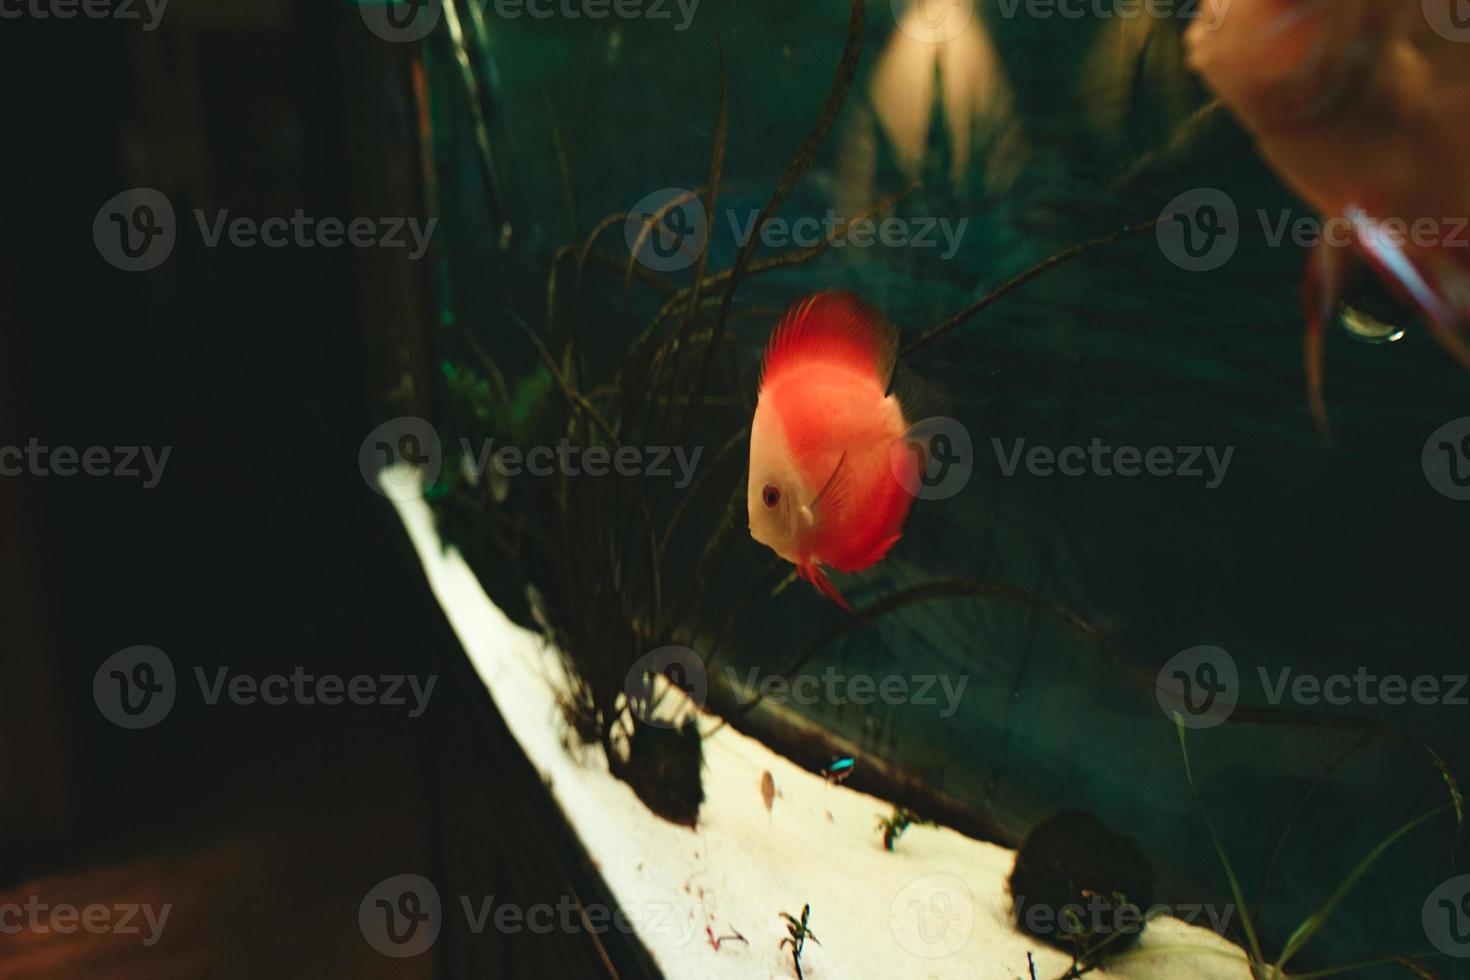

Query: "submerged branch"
left=902, top=218, right=1164, bottom=356
left=681, top=0, right=866, bottom=438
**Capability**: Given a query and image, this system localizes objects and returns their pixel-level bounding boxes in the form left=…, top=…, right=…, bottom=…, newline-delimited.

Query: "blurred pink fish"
left=1187, top=0, right=1470, bottom=430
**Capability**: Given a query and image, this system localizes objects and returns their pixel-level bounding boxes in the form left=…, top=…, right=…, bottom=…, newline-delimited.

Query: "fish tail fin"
left=799, top=561, right=853, bottom=612
left=763, top=292, right=899, bottom=390
left=1344, top=208, right=1470, bottom=372
left=1302, top=238, right=1347, bottom=439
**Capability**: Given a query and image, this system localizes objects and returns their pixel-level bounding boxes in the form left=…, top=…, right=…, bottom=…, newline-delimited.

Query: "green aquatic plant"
left=876, top=805, right=923, bottom=852
left=779, top=903, right=820, bottom=980
left=430, top=0, right=873, bottom=827
left=1081, top=717, right=1451, bottom=980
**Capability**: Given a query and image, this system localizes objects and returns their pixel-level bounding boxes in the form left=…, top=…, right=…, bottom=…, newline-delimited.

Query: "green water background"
left=426, top=2, right=1470, bottom=974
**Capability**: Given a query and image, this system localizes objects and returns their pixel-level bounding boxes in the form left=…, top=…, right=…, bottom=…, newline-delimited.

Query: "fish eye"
left=762, top=484, right=781, bottom=509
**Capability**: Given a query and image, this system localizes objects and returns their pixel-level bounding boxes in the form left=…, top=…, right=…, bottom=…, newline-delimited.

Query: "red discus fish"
left=1186, top=0, right=1470, bottom=431
left=747, top=292, right=918, bottom=610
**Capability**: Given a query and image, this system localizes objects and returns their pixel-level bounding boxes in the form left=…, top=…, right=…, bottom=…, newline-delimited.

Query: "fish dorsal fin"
left=762, top=291, right=899, bottom=390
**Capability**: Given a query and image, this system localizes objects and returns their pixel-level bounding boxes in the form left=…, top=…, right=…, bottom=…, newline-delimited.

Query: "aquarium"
left=7, top=1, right=1469, bottom=978
left=409, top=1, right=1470, bottom=976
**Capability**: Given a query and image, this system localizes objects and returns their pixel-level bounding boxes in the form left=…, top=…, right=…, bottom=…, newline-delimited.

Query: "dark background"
left=0, top=3, right=651, bottom=976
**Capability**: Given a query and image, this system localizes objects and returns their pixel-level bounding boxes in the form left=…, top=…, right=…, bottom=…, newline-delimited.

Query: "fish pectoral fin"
left=809, top=451, right=854, bottom=526
left=799, top=562, right=853, bottom=612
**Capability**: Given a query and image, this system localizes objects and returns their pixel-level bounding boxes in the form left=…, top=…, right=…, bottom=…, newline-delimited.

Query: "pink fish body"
left=747, top=292, right=917, bottom=609
left=1186, top=0, right=1470, bottom=426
